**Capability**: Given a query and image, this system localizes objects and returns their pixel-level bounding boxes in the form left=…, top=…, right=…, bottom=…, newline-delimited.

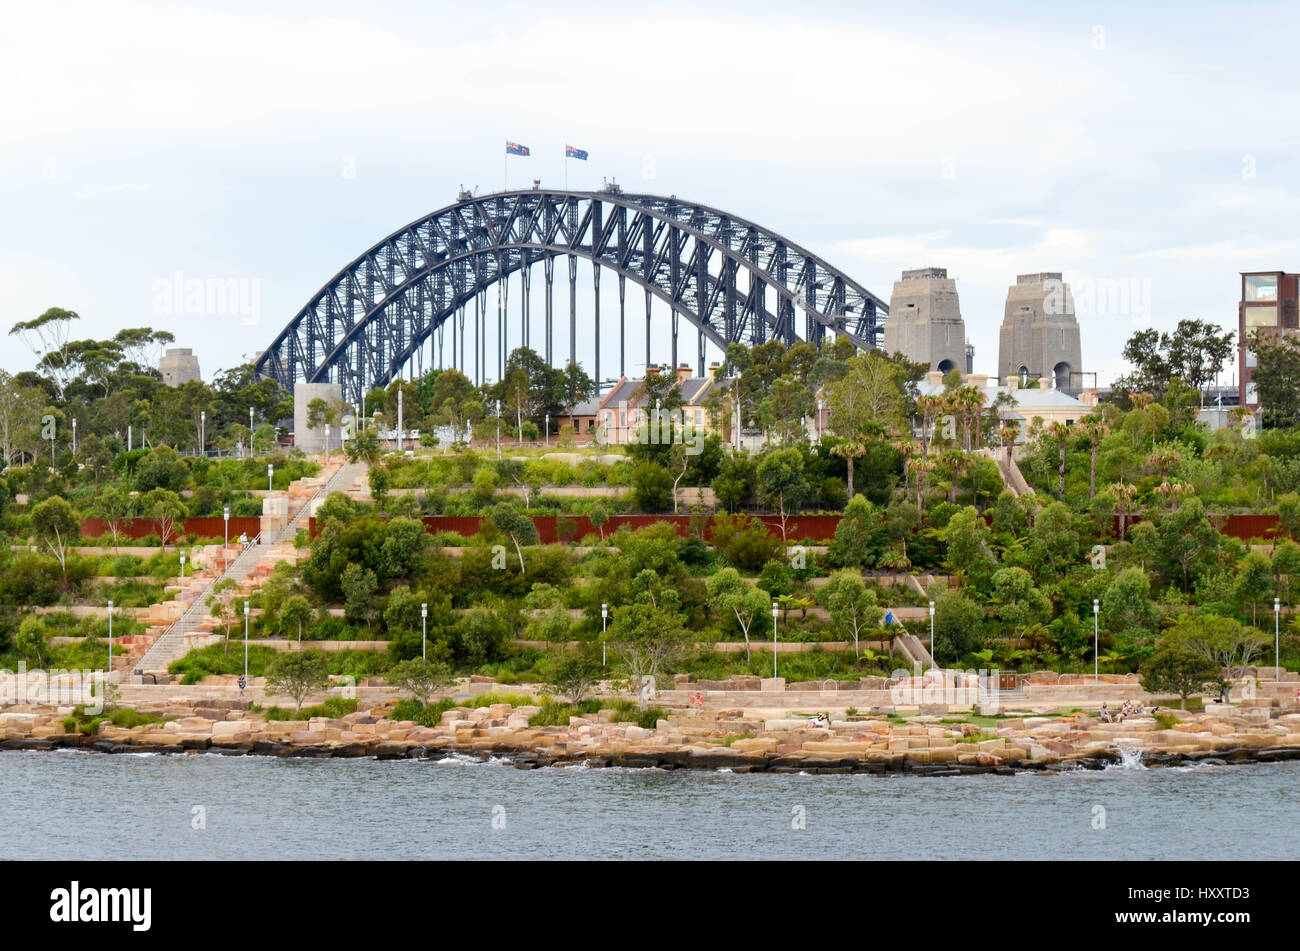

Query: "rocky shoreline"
left=4, top=700, right=1300, bottom=775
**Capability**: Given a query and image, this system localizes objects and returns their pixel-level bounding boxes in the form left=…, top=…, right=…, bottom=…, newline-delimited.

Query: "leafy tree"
left=30, top=495, right=79, bottom=584
left=930, top=586, right=983, bottom=664
left=755, top=448, right=809, bottom=540
left=265, top=650, right=332, bottom=714
left=712, top=452, right=753, bottom=512
left=141, top=488, right=187, bottom=548
left=1100, top=567, right=1160, bottom=645
left=340, top=563, right=379, bottom=629
left=1161, top=614, right=1270, bottom=680
left=630, top=461, right=673, bottom=512
left=941, top=505, right=997, bottom=587
left=490, top=501, right=538, bottom=573
left=607, top=602, right=690, bottom=709
left=1232, top=550, right=1274, bottom=626
left=1250, top=331, right=1300, bottom=428
left=206, top=577, right=243, bottom=649
left=279, top=595, right=315, bottom=642
left=832, top=493, right=883, bottom=569
left=820, top=569, right=883, bottom=663
left=705, top=567, right=771, bottom=661
left=387, top=657, right=452, bottom=706
left=554, top=657, right=600, bottom=704
left=825, top=350, right=909, bottom=438
left=1140, top=645, right=1221, bottom=709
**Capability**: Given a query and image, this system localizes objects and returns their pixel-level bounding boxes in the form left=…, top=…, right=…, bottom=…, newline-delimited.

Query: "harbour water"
left=8, top=751, right=1297, bottom=860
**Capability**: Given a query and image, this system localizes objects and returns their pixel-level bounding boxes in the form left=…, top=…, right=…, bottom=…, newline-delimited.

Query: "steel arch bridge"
left=254, top=186, right=889, bottom=403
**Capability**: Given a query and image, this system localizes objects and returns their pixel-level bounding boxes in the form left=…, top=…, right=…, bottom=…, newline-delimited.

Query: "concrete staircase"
left=132, top=458, right=367, bottom=677
left=893, top=632, right=935, bottom=670
left=981, top=447, right=1032, bottom=498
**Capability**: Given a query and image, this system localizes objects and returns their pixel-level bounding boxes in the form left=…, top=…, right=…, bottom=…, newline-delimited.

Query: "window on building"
left=1245, top=275, right=1279, bottom=302
left=1245, top=306, right=1278, bottom=330
left=1246, top=348, right=1258, bottom=368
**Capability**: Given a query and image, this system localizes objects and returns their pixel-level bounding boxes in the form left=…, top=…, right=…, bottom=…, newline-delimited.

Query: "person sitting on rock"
left=1099, top=702, right=1112, bottom=723
left=809, top=712, right=830, bottom=729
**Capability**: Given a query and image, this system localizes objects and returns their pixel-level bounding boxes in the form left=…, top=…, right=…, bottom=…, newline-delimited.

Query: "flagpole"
left=565, top=154, right=568, bottom=191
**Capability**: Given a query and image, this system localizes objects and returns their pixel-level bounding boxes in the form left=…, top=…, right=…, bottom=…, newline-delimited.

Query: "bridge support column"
left=522, top=263, right=531, bottom=351
left=698, top=325, right=705, bottom=377
left=499, top=260, right=508, bottom=382
left=593, top=264, right=601, bottom=387
left=645, top=287, right=652, bottom=371
left=544, top=255, right=554, bottom=366
left=618, top=274, right=626, bottom=379
left=568, top=253, right=577, bottom=368
left=671, top=309, right=678, bottom=373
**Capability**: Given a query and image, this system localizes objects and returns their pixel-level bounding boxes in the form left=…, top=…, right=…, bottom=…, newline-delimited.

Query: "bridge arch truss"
left=255, top=188, right=889, bottom=403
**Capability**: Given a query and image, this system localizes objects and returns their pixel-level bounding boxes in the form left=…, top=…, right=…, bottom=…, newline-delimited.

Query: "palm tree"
left=830, top=440, right=867, bottom=500
left=1078, top=415, right=1109, bottom=499
left=1108, top=480, right=1138, bottom=540
left=916, top=395, right=943, bottom=457
left=906, top=456, right=936, bottom=527
left=966, top=386, right=988, bottom=449
left=1046, top=421, right=1071, bottom=501
left=1147, top=446, right=1183, bottom=483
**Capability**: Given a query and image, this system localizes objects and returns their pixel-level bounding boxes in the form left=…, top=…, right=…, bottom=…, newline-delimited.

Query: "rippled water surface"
left=6, top=751, right=1297, bottom=860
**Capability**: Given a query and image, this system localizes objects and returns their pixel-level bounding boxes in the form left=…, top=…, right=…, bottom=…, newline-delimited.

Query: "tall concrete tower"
left=883, top=267, right=967, bottom=373
left=998, top=273, right=1083, bottom=392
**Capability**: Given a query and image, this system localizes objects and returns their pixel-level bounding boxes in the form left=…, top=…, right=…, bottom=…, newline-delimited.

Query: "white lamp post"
left=421, top=602, right=428, bottom=661
left=1093, top=598, right=1100, bottom=684
left=200, top=410, right=205, bottom=455
left=601, top=602, right=608, bottom=666
left=545, top=413, right=550, bottom=447
left=495, top=400, right=501, bottom=458
left=1275, top=597, right=1281, bottom=683
left=928, top=600, right=936, bottom=672
left=107, top=599, right=114, bottom=681
left=772, top=601, right=779, bottom=680
left=324, top=423, right=330, bottom=469
left=267, top=463, right=274, bottom=493
left=179, top=552, right=185, bottom=595
left=243, top=601, right=250, bottom=685
left=223, top=507, right=230, bottom=574
left=72, top=417, right=77, bottom=455
left=249, top=406, right=255, bottom=450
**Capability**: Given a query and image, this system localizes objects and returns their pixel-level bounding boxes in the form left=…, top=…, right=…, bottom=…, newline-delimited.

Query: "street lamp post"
left=72, top=417, right=77, bottom=455
left=495, top=400, right=501, bottom=458
left=772, top=601, right=779, bottom=680
left=223, top=507, right=230, bottom=574
left=1275, top=597, right=1281, bottom=682
left=107, top=599, right=114, bottom=681
left=179, top=552, right=185, bottom=598
left=200, top=410, right=205, bottom=456
left=1093, top=598, right=1100, bottom=684
left=243, top=601, right=250, bottom=685
left=601, top=602, right=608, bottom=666
left=545, top=413, right=550, bottom=447
left=421, top=602, right=428, bottom=661
left=267, top=463, right=274, bottom=493
left=928, top=600, right=936, bottom=672
left=324, top=423, right=330, bottom=470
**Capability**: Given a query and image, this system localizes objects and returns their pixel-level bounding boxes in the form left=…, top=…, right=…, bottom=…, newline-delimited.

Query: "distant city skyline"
left=5, top=0, right=1299, bottom=391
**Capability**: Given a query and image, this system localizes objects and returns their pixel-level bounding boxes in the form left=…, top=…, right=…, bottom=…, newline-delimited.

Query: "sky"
left=3, top=0, right=1298, bottom=390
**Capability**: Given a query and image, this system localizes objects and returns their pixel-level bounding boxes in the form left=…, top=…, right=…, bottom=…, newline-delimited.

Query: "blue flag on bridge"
left=565, top=145, right=588, bottom=160
left=506, top=141, right=530, bottom=156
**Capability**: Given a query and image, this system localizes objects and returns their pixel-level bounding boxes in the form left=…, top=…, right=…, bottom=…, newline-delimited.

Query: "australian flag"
left=506, top=141, right=530, bottom=156
left=565, top=145, right=588, bottom=160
